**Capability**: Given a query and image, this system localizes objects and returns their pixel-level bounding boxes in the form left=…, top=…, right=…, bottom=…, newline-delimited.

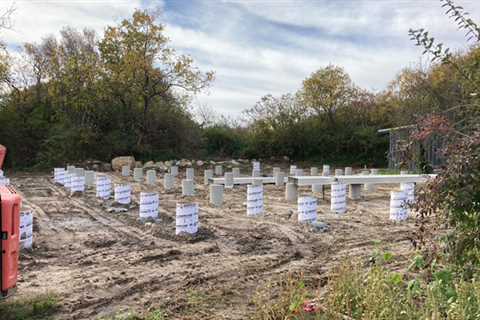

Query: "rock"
left=164, top=160, right=172, bottom=167
left=111, top=156, right=135, bottom=171
left=310, top=221, right=329, bottom=233
left=178, top=159, right=192, bottom=167
left=101, top=163, right=112, bottom=172
left=155, top=162, right=167, bottom=171
left=196, top=160, right=204, bottom=167
left=144, top=161, right=155, bottom=168
left=231, top=160, right=240, bottom=165
left=283, top=156, right=289, bottom=161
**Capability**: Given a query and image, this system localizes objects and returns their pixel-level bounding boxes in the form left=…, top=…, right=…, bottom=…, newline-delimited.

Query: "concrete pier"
left=285, top=182, right=298, bottom=202
left=204, top=169, right=213, bottom=185
left=209, top=184, right=224, bottom=207
left=182, top=179, right=195, bottom=196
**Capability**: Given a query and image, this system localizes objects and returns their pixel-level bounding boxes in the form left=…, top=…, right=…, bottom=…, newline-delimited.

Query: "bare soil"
left=11, top=169, right=416, bottom=319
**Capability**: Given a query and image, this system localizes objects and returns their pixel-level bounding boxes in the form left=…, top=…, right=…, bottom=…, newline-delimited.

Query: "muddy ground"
left=10, top=167, right=416, bottom=319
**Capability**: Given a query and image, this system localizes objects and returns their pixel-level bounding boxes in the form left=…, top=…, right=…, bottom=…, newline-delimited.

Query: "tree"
left=98, top=10, right=214, bottom=148
left=300, top=65, right=353, bottom=126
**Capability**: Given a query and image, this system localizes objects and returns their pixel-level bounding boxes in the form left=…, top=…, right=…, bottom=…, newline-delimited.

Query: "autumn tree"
left=300, top=65, right=353, bottom=126
left=99, top=10, right=214, bottom=148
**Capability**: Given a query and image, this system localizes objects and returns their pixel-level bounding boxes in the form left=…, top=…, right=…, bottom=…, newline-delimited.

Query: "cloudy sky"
left=1, top=0, right=479, bottom=117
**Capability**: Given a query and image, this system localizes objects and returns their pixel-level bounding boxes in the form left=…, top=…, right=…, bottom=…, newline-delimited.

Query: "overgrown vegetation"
left=0, top=293, right=59, bottom=320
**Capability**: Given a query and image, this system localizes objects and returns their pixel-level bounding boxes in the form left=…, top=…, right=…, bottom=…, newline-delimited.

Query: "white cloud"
left=0, top=0, right=142, bottom=49
left=1, top=0, right=478, bottom=118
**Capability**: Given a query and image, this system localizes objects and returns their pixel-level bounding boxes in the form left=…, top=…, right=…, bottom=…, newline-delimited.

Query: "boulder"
left=178, top=159, right=192, bottom=167
left=111, top=156, right=135, bottom=171
left=143, top=161, right=155, bottom=168
left=196, top=160, right=204, bottom=167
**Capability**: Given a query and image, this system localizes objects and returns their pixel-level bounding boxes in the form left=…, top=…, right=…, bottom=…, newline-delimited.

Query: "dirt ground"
left=10, top=167, right=417, bottom=319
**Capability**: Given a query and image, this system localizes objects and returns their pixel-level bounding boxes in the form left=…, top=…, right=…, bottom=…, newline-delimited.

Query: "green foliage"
left=202, top=125, right=246, bottom=157
left=0, top=293, right=59, bottom=320
left=252, top=273, right=310, bottom=320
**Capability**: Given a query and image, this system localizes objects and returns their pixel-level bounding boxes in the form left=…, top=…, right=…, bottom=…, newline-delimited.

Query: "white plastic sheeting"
left=70, top=175, right=85, bottom=193
left=20, top=210, right=33, bottom=250
left=390, top=191, right=407, bottom=221
left=114, top=184, right=132, bottom=204
left=176, top=203, right=199, bottom=235
left=331, top=182, right=347, bottom=214
left=54, top=168, right=66, bottom=185
left=247, top=184, right=263, bottom=216
left=96, top=175, right=112, bottom=199
left=298, top=196, right=317, bottom=224
left=139, top=192, right=159, bottom=220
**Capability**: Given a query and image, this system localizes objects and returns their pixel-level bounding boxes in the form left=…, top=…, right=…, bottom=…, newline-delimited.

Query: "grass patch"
left=0, top=293, right=59, bottom=320
left=101, top=309, right=166, bottom=320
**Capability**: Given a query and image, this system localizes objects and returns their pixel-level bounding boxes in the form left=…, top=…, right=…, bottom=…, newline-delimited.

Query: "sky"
left=1, top=0, right=479, bottom=117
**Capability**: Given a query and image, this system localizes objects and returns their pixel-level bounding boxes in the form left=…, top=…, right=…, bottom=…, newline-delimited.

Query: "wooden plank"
left=289, top=174, right=436, bottom=186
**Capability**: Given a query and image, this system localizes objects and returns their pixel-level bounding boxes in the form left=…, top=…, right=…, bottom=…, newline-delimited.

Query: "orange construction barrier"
left=0, top=185, right=21, bottom=297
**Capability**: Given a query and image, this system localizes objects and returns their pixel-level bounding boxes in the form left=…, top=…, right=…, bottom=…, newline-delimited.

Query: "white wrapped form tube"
left=298, top=196, right=317, bottom=224
left=176, top=203, right=199, bottom=235
left=71, top=175, right=85, bottom=193
left=139, top=192, right=159, bottom=220
left=247, top=184, right=264, bottom=216
left=331, top=181, right=347, bottom=214
left=54, top=168, right=66, bottom=185
left=390, top=191, right=407, bottom=221
left=114, top=184, right=132, bottom=204
left=20, top=210, right=33, bottom=250
left=96, top=175, right=112, bottom=199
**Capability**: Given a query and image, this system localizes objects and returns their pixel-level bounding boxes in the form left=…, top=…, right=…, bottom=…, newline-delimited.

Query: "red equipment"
left=0, top=186, right=21, bottom=297
left=0, top=144, right=21, bottom=298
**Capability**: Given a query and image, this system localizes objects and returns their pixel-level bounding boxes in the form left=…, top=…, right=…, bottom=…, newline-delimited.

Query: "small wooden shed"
left=378, top=125, right=445, bottom=170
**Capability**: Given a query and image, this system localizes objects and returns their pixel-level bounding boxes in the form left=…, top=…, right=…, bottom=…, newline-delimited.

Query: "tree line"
left=0, top=9, right=477, bottom=168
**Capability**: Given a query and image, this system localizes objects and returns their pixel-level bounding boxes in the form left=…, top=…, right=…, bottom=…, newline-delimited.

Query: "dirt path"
left=11, top=172, right=416, bottom=319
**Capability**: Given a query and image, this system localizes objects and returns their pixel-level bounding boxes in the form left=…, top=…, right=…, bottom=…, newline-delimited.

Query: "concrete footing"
left=133, top=168, right=143, bottom=182
left=310, top=167, right=318, bottom=176
left=170, top=166, right=178, bottom=177
left=295, top=168, right=304, bottom=176
left=204, top=169, right=213, bottom=185
left=272, top=167, right=281, bottom=176
left=274, top=172, right=285, bottom=187
left=334, top=169, right=344, bottom=176
left=146, top=170, right=156, bottom=185
left=186, top=167, right=194, bottom=180
left=85, top=171, right=95, bottom=187
left=163, top=173, right=174, bottom=190
left=224, top=172, right=234, bottom=188
left=209, top=184, right=224, bottom=207
left=215, top=165, right=223, bottom=176
left=312, top=183, right=323, bottom=193
left=322, top=165, right=330, bottom=176
left=285, top=183, right=297, bottom=202
left=252, top=178, right=263, bottom=186
left=349, top=184, right=362, bottom=200
left=121, top=165, right=130, bottom=177
left=182, top=179, right=195, bottom=196
left=232, top=167, right=240, bottom=177
left=345, top=167, right=353, bottom=175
